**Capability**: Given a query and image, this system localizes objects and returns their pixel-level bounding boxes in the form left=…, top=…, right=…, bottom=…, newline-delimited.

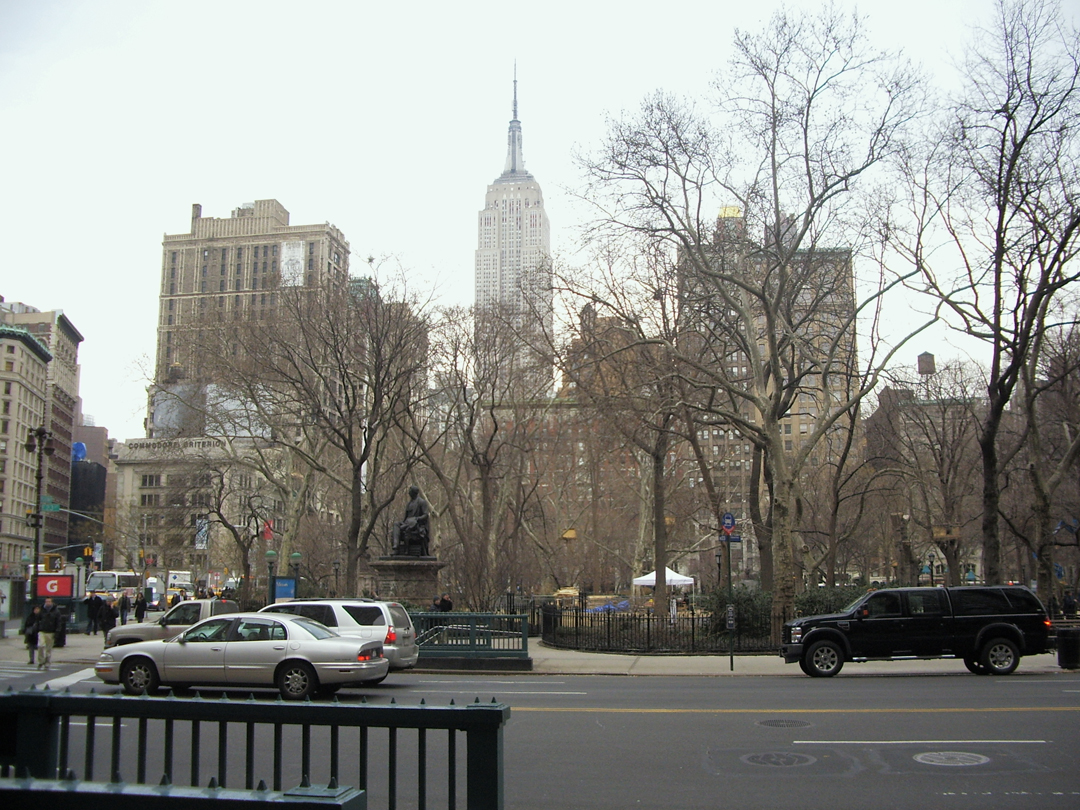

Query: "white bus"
left=85, top=570, right=144, bottom=600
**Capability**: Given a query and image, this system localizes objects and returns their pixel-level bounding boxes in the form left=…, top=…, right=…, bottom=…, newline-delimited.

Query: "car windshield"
left=290, top=618, right=339, bottom=640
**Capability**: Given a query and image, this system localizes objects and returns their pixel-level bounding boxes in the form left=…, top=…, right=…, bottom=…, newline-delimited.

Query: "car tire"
left=805, top=640, right=844, bottom=677
left=277, top=661, right=318, bottom=700
left=963, top=657, right=989, bottom=675
left=980, top=637, right=1020, bottom=675
left=120, top=657, right=160, bottom=696
left=798, top=657, right=813, bottom=677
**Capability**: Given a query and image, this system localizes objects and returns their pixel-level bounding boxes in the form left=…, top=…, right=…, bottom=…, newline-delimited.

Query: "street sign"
left=726, top=604, right=736, bottom=629
left=721, top=512, right=736, bottom=534
left=42, top=502, right=61, bottom=512
left=721, top=534, right=742, bottom=544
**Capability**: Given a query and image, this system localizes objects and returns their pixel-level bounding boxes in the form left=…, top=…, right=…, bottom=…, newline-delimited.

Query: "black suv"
left=780, top=586, right=1051, bottom=677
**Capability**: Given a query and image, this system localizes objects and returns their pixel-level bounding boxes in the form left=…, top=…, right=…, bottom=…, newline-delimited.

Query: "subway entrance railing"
left=412, top=613, right=529, bottom=658
left=0, top=687, right=509, bottom=809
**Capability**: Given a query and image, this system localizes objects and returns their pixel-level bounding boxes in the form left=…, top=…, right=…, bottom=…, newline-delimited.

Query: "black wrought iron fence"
left=539, top=603, right=777, bottom=653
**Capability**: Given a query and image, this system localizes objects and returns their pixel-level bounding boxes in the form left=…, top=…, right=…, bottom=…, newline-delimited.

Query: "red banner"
left=36, top=574, right=74, bottom=597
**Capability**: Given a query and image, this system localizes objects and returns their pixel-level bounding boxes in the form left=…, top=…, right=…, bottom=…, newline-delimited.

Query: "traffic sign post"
left=719, top=512, right=737, bottom=671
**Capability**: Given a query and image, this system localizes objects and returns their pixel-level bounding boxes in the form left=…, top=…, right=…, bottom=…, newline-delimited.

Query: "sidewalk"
left=0, top=627, right=1068, bottom=678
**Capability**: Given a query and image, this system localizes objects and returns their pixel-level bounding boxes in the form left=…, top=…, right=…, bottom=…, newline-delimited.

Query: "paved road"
left=2, top=631, right=1077, bottom=809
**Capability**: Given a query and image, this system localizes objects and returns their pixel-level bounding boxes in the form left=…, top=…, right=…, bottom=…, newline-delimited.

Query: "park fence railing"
left=538, top=603, right=778, bottom=654
left=412, top=613, right=529, bottom=658
left=0, top=687, right=509, bottom=810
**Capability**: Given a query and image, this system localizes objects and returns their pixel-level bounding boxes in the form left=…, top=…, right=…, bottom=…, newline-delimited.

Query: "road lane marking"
left=513, top=706, right=1080, bottom=714
left=419, top=690, right=588, bottom=695
left=43, top=668, right=96, bottom=690
left=793, top=740, right=1046, bottom=745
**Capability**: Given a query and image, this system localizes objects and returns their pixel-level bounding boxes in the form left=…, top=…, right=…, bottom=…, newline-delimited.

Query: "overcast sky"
left=0, top=0, right=1033, bottom=441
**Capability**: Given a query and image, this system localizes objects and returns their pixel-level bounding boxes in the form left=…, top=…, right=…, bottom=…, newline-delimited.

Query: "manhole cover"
left=756, top=719, right=813, bottom=728
left=913, top=752, right=991, bottom=767
left=741, top=752, right=817, bottom=768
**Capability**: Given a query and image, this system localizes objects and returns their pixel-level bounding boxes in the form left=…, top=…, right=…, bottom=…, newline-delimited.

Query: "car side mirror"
left=858, top=608, right=869, bottom=619
left=159, top=617, right=168, bottom=626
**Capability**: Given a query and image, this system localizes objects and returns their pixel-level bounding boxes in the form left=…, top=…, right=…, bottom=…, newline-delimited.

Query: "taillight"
left=385, top=627, right=398, bottom=644
left=1044, top=618, right=1053, bottom=629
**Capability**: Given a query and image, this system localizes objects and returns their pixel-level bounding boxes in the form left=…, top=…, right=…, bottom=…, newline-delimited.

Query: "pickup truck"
left=780, top=585, right=1052, bottom=677
left=105, top=599, right=239, bottom=647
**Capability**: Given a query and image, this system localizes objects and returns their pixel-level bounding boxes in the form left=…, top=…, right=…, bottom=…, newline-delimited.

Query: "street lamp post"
left=290, top=552, right=302, bottom=598
left=332, top=559, right=341, bottom=597
left=265, top=550, right=278, bottom=606
left=75, top=557, right=84, bottom=599
left=929, top=551, right=937, bottom=588
left=24, top=426, right=54, bottom=606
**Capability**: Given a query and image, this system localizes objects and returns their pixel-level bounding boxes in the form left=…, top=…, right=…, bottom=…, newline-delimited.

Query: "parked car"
left=780, top=585, right=1052, bottom=677
left=106, top=598, right=239, bottom=647
left=259, top=598, right=418, bottom=675
left=95, top=612, right=388, bottom=699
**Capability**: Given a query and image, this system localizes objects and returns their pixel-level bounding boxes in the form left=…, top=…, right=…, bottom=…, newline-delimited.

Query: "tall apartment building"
left=0, top=298, right=84, bottom=565
left=474, top=78, right=553, bottom=395
left=150, top=199, right=350, bottom=436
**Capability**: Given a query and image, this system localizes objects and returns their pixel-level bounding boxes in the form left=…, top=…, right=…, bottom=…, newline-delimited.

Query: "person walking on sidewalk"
left=118, top=592, right=131, bottom=625
left=98, top=599, right=118, bottom=645
left=22, top=605, right=41, bottom=666
left=85, top=591, right=103, bottom=634
left=133, top=592, right=147, bottom=622
left=37, top=597, right=61, bottom=670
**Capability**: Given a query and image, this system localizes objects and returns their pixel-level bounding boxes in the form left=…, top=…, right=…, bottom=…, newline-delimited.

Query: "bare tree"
left=911, top=0, right=1080, bottom=583
left=576, top=6, right=928, bottom=636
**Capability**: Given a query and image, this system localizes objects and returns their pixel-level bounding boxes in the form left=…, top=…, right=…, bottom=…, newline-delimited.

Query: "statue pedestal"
left=371, top=556, right=445, bottom=607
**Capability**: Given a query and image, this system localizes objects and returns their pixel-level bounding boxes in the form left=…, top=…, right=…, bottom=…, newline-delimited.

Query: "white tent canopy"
left=632, top=567, right=695, bottom=587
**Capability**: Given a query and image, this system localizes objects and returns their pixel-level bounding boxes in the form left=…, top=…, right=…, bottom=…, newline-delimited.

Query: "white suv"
left=259, top=599, right=418, bottom=675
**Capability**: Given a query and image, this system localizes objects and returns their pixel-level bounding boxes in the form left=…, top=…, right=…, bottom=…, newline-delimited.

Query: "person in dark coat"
left=22, top=605, right=41, bottom=666
left=437, top=593, right=453, bottom=612
left=37, top=597, right=61, bottom=670
left=85, top=592, right=103, bottom=634
left=118, top=592, right=131, bottom=625
left=97, top=599, right=118, bottom=645
left=133, top=592, right=148, bottom=622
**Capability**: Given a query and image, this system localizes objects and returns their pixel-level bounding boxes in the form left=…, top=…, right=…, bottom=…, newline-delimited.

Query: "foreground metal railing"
left=412, top=613, right=529, bottom=658
left=0, top=688, right=509, bottom=809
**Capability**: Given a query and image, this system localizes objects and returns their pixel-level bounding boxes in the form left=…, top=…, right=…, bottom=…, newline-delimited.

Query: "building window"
left=141, top=474, right=161, bottom=487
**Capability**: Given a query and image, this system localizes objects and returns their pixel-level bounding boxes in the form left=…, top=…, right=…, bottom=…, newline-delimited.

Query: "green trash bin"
left=1058, top=627, right=1080, bottom=670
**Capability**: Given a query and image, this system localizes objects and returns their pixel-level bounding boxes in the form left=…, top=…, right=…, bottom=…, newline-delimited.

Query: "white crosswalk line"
left=43, top=667, right=96, bottom=690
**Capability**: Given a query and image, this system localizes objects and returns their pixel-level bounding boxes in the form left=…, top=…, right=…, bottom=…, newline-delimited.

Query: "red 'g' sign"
left=36, top=575, right=74, bottom=597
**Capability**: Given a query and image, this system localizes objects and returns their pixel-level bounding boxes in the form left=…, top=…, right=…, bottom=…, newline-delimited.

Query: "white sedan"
left=95, top=612, right=389, bottom=699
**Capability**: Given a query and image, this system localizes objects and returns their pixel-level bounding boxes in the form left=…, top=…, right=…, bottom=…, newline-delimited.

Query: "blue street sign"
left=721, top=512, right=736, bottom=532
left=725, top=535, right=741, bottom=544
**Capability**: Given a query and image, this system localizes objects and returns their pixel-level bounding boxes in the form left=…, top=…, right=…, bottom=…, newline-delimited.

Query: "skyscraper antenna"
left=513, top=61, right=518, bottom=121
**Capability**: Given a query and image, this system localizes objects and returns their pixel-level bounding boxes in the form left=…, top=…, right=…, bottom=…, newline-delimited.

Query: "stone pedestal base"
left=370, top=556, right=445, bottom=608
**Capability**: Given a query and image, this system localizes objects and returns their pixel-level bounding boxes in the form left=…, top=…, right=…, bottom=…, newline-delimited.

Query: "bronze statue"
left=392, top=485, right=430, bottom=556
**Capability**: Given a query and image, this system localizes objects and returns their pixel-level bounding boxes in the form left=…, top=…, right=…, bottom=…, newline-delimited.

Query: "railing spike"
left=42, top=683, right=50, bottom=692
left=207, top=776, right=219, bottom=789
left=219, top=691, right=230, bottom=701
left=390, top=697, right=396, bottom=704
left=491, top=696, right=498, bottom=703
left=450, top=698, right=455, bottom=705
left=256, top=779, right=268, bottom=792
left=420, top=698, right=426, bottom=705
left=361, top=695, right=367, bottom=704
left=159, top=773, right=171, bottom=786
left=474, top=696, right=480, bottom=704
left=328, top=776, right=339, bottom=789
left=64, top=768, right=77, bottom=781
left=248, top=693, right=257, bottom=701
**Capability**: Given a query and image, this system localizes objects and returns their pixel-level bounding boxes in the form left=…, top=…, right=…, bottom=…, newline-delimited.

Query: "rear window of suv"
left=1004, top=589, right=1045, bottom=613
left=343, top=605, right=386, bottom=625
left=950, top=589, right=1013, bottom=615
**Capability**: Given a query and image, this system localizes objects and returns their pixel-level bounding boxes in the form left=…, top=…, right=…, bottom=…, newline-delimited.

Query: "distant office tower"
left=0, top=297, right=83, bottom=560
left=150, top=199, right=350, bottom=436
left=474, top=77, right=553, bottom=396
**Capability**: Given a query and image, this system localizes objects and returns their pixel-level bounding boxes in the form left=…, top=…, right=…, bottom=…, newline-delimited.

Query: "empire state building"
left=474, top=76, right=553, bottom=394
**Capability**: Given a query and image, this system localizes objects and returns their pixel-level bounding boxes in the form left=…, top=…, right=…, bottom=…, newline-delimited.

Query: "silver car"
left=94, top=612, right=389, bottom=700
left=259, top=599, right=418, bottom=675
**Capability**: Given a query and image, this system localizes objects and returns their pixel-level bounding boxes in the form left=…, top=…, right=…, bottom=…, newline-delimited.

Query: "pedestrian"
left=22, top=605, right=41, bottom=666
left=1064, top=590, right=1077, bottom=618
left=98, top=599, right=118, bottom=645
left=438, top=592, right=453, bottom=612
left=85, top=591, right=103, bottom=634
left=430, top=595, right=442, bottom=612
left=37, top=597, right=61, bottom=670
left=133, top=591, right=147, bottom=622
left=118, top=591, right=131, bottom=625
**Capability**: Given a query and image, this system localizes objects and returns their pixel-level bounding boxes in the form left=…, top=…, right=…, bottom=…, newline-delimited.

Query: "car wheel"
left=120, top=657, right=160, bottom=696
left=798, top=657, right=813, bottom=677
left=805, top=640, right=844, bottom=677
left=277, top=661, right=318, bottom=700
left=963, top=657, right=989, bottom=675
left=980, top=637, right=1020, bottom=675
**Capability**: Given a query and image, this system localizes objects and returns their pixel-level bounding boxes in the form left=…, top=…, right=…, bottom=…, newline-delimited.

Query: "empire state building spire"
left=498, top=68, right=532, bottom=183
